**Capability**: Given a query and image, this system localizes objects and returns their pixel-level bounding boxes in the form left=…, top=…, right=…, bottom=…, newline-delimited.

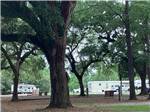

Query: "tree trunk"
left=148, top=67, right=150, bottom=99
left=124, top=0, right=136, bottom=100
left=147, top=67, right=150, bottom=87
left=11, top=74, right=19, bottom=101
left=144, top=15, right=150, bottom=99
left=43, top=1, right=76, bottom=107
left=77, top=76, right=85, bottom=96
left=139, top=66, right=148, bottom=95
left=45, top=39, right=71, bottom=108
left=139, top=74, right=147, bottom=95
left=134, top=64, right=148, bottom=95
left=146, top=34, right=150, bottom=99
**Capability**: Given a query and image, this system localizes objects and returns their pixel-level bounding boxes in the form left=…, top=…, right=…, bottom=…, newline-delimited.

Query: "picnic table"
left=104, top=90, right=116, bottom=97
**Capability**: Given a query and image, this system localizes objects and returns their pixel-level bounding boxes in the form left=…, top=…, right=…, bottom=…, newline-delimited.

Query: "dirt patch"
left=1, top=95, right=149, bottom=112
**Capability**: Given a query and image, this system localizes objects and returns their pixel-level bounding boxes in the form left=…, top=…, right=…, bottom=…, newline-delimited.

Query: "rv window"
left=99, top=83, right=101, bottom=86
left=19, top=86, right=22, bottom=89
left=115, top=85, right=119, bottom=87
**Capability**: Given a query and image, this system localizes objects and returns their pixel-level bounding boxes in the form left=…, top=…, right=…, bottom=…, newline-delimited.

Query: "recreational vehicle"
left=88, top=80, right=149, bottom=95
left=11, top=83, right=39, bottom=94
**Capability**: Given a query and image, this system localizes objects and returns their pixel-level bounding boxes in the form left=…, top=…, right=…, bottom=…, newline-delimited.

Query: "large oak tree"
left=1, top=1, right=76, bottom=108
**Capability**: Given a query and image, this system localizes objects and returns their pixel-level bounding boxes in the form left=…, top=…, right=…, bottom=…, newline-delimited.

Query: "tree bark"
left=143, top=15, right=150, bottom=99
left=1, top=46, right=20, bottom=101
left=12, top=60, right=21, bottom=101
left=39, top=2, right=76, bottom=107
left=44, top=39, right=71, bottom=108
left=134, top=64, right=148, bottom=95
left=147, top=67, right=150, bottom=87
left=66, top=53, right=86, bottom=96
left=139, top=66, right=148, bottom=95
left=124, top=0, right=136, bottom=100
left=11, top=74, right=19, bottom=101
left=77, top=76, right=85, bottom=96
left=148, top=67, right=150, bottom=99
left=139, top=73, right=147, bottom=95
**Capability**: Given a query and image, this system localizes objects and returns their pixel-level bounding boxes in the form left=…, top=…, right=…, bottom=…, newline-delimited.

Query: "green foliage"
left=73, top=1, right=123, bottom=30
left=1, top=54, right=50, bottom=93
left=30, top=2, right=64, bottom=37
left=1, top=18, right=35, bottom=34
left=67, top=1, right=124, bottom=83
left=68, top=74, right=79, bottom=91
left=1, top=70, right=13, bottom=94
left=20, top=56, right=50, bottom=92
left=118, top=58, right=129, bottom=80
left=90, top=62, right=119, bottom=81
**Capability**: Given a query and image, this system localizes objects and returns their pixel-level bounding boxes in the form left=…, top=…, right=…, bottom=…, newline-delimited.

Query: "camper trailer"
left=11, top=83, right=38, bottom=94
left=88, top=81, right=121, bottom=94
left=88, top=80, right=149, bottom=95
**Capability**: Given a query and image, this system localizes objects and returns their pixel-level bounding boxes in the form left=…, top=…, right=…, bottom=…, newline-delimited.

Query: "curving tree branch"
left=1, top=33, right=40, bottom=47
left=1, top=46, right=17, bottom=73
left=1, top=1, right=41, bottom=33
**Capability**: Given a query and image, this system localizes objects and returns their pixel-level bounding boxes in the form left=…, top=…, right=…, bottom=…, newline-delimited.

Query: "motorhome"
left=11, top=83, right=39, bottom=94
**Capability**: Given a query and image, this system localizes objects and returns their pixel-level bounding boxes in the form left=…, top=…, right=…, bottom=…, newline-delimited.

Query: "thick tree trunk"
left=124, top=0, right=136, bottom=100
left=11, top=74, right=19, bottom=101
left=67, top=51, right=86, bottom=96
left=147, top=66, right=150, bottom=99
left=45, top=39, right=71, bottom=108
left=147, top=65, right=150, bottom=89
left=135, top=64, right=148, bottom=95
left=44, top=1, right=76, bottom=107
left=139, top=74, right=147, bottom=95
left=139, top=67, right=148, bottom=95
left=147, top=45, right=150, bottom=99
left=144, top=16, right=150, bottom=99
left=77, top=76, right=85, bottom=96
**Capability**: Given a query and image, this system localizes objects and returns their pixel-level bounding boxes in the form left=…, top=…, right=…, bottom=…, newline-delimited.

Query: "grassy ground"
left=95, top=105, right=150, bottom=112
left=1, top=95, right=150, bottom=112
left=33, top=105, right=150, bottom=112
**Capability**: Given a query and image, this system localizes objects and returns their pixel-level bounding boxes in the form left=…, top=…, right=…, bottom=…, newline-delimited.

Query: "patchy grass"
left=97, top=105, right=150, bottom=112
left=73, top=103, right=150, bottom=112
left=30, top=105, right=150, bottom=112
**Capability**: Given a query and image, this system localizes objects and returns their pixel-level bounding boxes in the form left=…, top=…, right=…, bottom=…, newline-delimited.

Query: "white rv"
left=88, top=81, right=120, bottom=94
left=11, top=83, right=38, bottom=94
left=88, top=80, right=149, bottom=95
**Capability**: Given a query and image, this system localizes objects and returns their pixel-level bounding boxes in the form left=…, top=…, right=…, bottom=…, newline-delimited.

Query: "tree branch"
left=105, top=2, right=125, bottom=24
left=20, top=46, right=37, bottom=65
left=81, top=58, right=101, bottom=77
left=1, top=58, right=10, bottom=70
left=1, top=66, right=10, bottom=70
left=1, top=1, right=41, bottom=33
left=80, top=52, right=108, bottom=77
left=1, top=46, right=16, bottom=73
left=61, top=1, right=76, bottom=25
left=66, top=53, right=80, bottom=78
left=68, top=34, right=85, bottom=54
left=1, top=33, right=40, bottom=47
